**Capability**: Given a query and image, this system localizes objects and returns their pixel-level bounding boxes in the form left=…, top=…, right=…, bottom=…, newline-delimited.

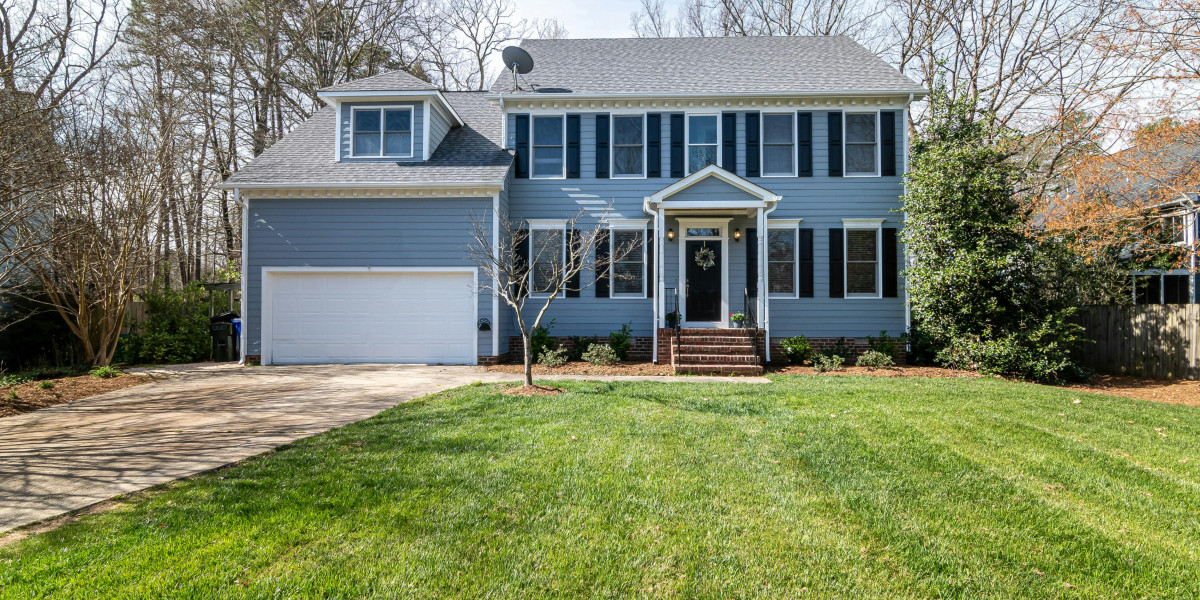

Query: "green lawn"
left=2, top=376, right=1198, bottom=599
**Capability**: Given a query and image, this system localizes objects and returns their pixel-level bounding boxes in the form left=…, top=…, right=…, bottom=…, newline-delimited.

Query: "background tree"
left=903, top=85, right=1084, bottom=382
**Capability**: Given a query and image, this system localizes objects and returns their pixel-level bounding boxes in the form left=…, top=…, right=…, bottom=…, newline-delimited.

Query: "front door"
left=685, top=240, right=722, bottom=322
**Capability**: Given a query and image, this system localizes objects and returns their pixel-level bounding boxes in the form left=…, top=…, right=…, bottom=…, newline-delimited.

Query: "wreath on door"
left=694, top=246, right=716, bottom=271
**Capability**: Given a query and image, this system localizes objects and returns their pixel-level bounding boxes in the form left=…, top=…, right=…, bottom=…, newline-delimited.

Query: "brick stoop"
left=671, top=328, right=764, bottom=376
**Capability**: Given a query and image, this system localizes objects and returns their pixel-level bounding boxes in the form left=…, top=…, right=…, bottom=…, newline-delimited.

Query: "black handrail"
left=744, top=288, right=761, bottom=366
left=667, top=287, right=681, bottom=361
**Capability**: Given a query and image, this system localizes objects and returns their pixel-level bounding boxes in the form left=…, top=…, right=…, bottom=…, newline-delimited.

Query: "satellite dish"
left=502, top=46, right=534, bottom=74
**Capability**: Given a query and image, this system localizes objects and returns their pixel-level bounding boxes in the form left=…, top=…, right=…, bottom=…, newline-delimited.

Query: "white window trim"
left=843, top=110, right=881, bottom=178
left=531, top=115, right=567, bottom=179
left=842, top=218, right=884, bottom=299
left=685, top=113, right=721, bottom=175
left=611, top=113, right=648, bottom=179
left=760, top=112, right=797, bottom=178
left=608, top=227, right=648, bottom=298
left=349, top=106, right=415, bottom=159
left=528, top=220, right=568, bottom=298
left=767, top=224, right=800, bottom=299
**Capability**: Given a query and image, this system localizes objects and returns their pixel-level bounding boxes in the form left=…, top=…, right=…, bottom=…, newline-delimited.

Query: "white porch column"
left=757, top=206, right=770, bottom=362
left=653, top=208, right=665, bottom=363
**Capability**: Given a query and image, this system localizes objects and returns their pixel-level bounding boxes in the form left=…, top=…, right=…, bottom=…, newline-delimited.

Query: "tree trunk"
left=523, top=333, right=533, bottom=387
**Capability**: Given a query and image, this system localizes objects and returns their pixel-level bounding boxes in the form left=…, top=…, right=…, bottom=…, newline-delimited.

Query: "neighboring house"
left=1131, top=194, right=1198, bottom=305
left=222, top=36, right=926, bottom=369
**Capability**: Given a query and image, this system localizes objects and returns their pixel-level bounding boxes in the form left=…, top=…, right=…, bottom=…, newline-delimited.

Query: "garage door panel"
left=267, top=270, right=476, bottom=364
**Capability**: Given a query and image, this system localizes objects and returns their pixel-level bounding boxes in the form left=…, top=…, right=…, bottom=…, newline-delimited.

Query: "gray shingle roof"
left=224, top=92, right=511, bottom=187
left=488, top=36, right=924, bottom=96
left=319, top=69, right=437, bottom=93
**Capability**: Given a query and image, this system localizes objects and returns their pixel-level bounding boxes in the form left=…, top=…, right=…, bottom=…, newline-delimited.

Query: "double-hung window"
left=612, top=115, right=645, bottom=177
left=762, top=113, right=795, bottom=176
left=529, top=223, right=566, bottom=295
left=532, top=116, right=565, bottom=178
left=687, top=115, right=718, bottom=174
left=609, top=227, right=646, bottom=297
left=352, top=107, right=412, bottom=157
left=767, top=227, right=797, bottom=296
left=844, top=223, right=881, bottom=297
left=844, top=112, right=879, bottom=176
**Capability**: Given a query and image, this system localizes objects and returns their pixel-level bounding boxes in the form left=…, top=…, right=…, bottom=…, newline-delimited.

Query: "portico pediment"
left=644, top=165, right=783, bottom=212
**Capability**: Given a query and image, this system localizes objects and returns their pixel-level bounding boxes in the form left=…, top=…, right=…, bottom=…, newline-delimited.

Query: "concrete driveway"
left=0, top=364, right=520, bottom=533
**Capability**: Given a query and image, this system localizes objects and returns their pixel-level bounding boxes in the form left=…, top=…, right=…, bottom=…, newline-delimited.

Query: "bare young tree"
left=442, top=0, right=525, bottom=90
left=468, top=211, right=634, bottom=387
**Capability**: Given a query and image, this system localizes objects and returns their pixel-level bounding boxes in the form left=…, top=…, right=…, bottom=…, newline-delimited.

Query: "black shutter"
left=514, top=115, right=530, bottom=179
left=595, top=114, right=610, bottom=179
left=799, top=228, right=814, bottom=298
left=647, top=113, right=661, bottom=177
left=829, top=228, right=844, bottom=298
left=566, top=114, right=581, bottom=178
left=669, top=113, right=684, bottom=177
left=745, top=112, right=760, bottom=177
left=797, top=112, right=813, bottom=177
left=828, top=111, right=843, bottom=177
left=882, top=227, right=898, bottom=298
left=746, top=228, right=758, bottom=298
left=566, top=228, right=581, bottom=297
left=646, top=228, right=654, bottom=298
left=595, top=229, right=610, bottom=297
left=722, top=112, right=737, bottom=173
left=881, top=111, right=896, bottom=177
left=513, top=228, right=529, bottom=298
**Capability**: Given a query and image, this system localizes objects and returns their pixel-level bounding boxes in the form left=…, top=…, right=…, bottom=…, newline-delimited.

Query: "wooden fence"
left=1075, top=305, right=1200, bottom=380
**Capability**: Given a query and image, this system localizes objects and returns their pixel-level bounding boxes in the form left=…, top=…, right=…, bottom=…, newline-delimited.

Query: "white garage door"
left=265, top=269, right=477, bottom=365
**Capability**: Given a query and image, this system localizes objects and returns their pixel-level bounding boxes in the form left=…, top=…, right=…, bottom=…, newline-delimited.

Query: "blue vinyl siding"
left=245, top=197, right=495, bottom=356
left=428, top=101, right=453, bottom=155
left=339, top=102, right=424, bottom=161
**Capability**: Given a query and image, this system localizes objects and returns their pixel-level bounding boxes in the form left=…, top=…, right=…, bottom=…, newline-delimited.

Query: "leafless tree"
left=468, top=211, right=635, bottom=387
left=442, top=0, right=525, bottom=90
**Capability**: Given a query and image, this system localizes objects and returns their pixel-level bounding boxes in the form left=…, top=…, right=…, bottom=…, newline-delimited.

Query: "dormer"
left=317, top=70, right=464, bottom=163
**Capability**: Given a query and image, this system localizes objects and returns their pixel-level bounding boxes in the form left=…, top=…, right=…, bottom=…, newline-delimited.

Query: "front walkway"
left=0, top=364, right=766, bottom=533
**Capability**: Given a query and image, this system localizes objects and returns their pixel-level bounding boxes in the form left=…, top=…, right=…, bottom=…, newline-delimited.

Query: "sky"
left=512, top=0, right=644, bottom=38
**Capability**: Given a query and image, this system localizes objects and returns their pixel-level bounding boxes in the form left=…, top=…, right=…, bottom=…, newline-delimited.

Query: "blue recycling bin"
left=231, top=318, right=241, bottom=352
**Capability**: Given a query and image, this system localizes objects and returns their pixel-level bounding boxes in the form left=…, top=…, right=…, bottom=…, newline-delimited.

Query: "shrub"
left=608, top=323, right=633, bottom=361
left=6, top=389, right=17, bottom=401
left=1, top=373, right=33, bottom=387
left=821, top=337, right=853, bottom=360
left=856, top=350, right=895, bottom=369
left=778, top=336, right=811, bottom=365
left=566, top=336, right=593, bottom=361
left=583, top=343, right=620, bottom=366
left=528, top=320, right=556, bottom=364
left=812, top=354, right=844, bottom=373
left=118, top=280, right=212, bottom=365
left=37, top=381, right=55, bottom=389
left=866, top=331, right=899, bottom=357
left=537, top=347, right=568, bottom=367
left=89, top=365, right=123, bottom=378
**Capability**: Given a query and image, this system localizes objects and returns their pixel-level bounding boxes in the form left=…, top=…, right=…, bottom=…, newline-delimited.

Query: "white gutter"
left=485, top=89, right=929, bottom=102
left=217, top=181, right=503, bottom=191
left=235, top=188, right=249, bottom=365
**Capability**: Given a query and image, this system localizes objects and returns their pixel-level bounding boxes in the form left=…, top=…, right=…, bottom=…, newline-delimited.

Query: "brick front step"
left=678, top=335, right=756, bottom=345
left=677, top=353, right=758, bottom=364
left=675, top=364, right=765, bottom=376
left=678, top=343, right=756, bottom=353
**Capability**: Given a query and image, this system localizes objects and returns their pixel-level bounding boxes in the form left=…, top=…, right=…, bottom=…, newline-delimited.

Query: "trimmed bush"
left=778, top=336, right=811, bottom=365
left=89, top=365, right=122, bottom=378
left=537, top=347, right=568, bottom=367
left=583, top=343, right=620, bottom=366
left=812, top=354, right=844, bottom=373
left=856, top=350, right=895, bottom=369
left=608, top=323, right=633, bottom=361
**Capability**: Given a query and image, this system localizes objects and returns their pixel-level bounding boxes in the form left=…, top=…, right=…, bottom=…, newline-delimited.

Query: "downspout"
left=492, top=191, right=501, bottom=359
left=236, top=188, right=248, bottom=365
left=643, top=197, right=659, bottom=363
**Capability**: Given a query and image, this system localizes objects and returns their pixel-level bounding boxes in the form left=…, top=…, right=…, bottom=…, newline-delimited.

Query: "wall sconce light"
left=733, top=228, right=742, bottom=242
left=667, top=228, right=675, bottom=241
left=477, top=318, right=491, bottom=332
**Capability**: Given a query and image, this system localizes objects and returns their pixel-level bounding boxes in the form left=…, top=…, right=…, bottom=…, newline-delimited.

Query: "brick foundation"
left=767, top=336, right=907, bottom=365
left=507, top=336, right=653, bottom=363
left=244, top=354, right=262, bottom=365
left=477, top=355, right=507, bottom=366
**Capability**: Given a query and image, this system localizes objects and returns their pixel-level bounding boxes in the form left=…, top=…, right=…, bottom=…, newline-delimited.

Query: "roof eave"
left=484, top=89, right=929, bottom=101
left=316, top=90, right=465, bottom=127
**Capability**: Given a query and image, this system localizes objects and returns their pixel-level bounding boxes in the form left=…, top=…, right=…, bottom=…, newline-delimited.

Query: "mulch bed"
left=0, top=374, right=155, bottom=418
left=768, top=364, right=985, bottom=379
left=497, top=384, right=567, bottom=397
left=1064, top=375, right=1200, bottom=407
left=485, top=361, right=675, bottom=377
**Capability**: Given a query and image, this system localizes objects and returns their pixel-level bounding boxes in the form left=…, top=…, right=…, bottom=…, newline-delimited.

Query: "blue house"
left=224, top=36, right=927, bottom=372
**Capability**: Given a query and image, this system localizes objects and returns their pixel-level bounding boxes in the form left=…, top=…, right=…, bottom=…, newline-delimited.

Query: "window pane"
left=533, top=147, right=563, bottom=177
left=384, top=110, right=410, bottom=132
left=847, top=230, right=877, bottom=261
left=688, top=146, right=717, bottom=173
left=533, top=116, right=563, bottom=145
left=846, top=144, right=876, bottom=174
left=768, top=262, right=795, bottom=295
left=846, top=113, right=876, bottom=143
left=768, top=230, right=794, bottom=261
left=763, top=114, right=793, bottom=144
left=688, top=116, right=717, bottom=144
left=686, top=228, right=720, bottom=237
left=354, top=110, right=380, bottom=133
left=614, top=147, right=643, bottom=176
left=384, top=132, right=411, bottom=155
left=763, top=146, right=794, bottom=175
left=613, top=263, right=643, bottom=295
left=532, top=229, right=563, bottom=293
left=353, top=132, right=380, bottom=155
left=847, top=263, right=877, bottom=295
left=614, top=116, right=643, bottom=145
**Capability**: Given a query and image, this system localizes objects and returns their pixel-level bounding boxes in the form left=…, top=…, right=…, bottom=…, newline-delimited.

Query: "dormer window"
left=352, top=107, right=413, bottom=158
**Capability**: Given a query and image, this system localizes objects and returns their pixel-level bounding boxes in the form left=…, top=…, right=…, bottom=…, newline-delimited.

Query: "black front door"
left=685, top=240, right=722, bottom=322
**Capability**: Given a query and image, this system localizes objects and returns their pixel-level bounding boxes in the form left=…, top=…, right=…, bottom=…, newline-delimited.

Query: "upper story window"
left=844, top=112, right=879, bottom=176
left=353, top=107, right=412, bottom=157
left=762, top=113, right=795, bottom=177
left=688, top=115, right=718, bottom=174
left=533, top=116, right=565, bottom=178
left=612, top=115, right=645, bottom=178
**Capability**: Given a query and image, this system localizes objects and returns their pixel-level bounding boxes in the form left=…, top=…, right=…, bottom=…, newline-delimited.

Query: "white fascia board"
left=485, top=89, right=929, bottom=102
left=219, top=181, right=500, bottom=190
left=647, top=165, right=782, bottom=206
